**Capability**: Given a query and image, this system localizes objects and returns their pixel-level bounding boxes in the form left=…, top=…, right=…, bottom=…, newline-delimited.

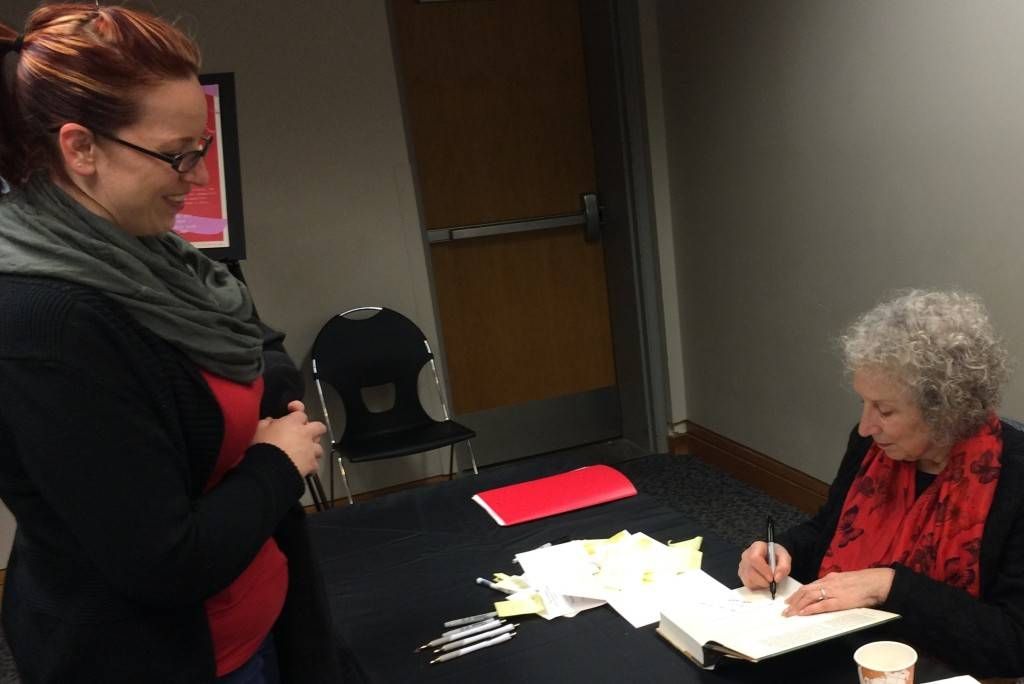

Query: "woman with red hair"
left=0, top=5, right=338, bottom=682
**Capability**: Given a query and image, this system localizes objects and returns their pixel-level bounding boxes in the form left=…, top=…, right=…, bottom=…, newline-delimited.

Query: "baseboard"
left=667, top=431, right=689, bottom=456
left=671, top=421, right=828, bottom=515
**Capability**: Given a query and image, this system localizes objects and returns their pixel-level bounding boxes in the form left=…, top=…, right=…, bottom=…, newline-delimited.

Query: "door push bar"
left=427, top=192, right=603, bottom=244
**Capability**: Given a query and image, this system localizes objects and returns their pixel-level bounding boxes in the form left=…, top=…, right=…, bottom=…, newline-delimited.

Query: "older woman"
left=0, top=5, right=336, bottom=683
left=738, top=290, right=1024, bottom=677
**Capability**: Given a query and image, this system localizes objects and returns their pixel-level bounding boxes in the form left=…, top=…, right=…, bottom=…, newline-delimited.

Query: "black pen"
left=766, top=515, right=777, bottom=600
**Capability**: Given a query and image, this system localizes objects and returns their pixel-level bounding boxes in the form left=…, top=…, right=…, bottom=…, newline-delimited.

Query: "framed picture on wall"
left=172, top=72, right=247, bottom=261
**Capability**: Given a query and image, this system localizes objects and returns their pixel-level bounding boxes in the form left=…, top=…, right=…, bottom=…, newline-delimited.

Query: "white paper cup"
left=853, top=641, right=917, bottom=684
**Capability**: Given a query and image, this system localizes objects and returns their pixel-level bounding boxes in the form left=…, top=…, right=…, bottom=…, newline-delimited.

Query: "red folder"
left=471, top=465, right=637, bottom=526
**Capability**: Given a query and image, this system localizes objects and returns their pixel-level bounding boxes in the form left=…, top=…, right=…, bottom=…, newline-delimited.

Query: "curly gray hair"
left=841, top=290, right=1010, bottom=444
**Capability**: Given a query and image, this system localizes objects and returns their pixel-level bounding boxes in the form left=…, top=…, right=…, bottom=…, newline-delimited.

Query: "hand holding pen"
left=767, top=516, right=777, bottom=600
left=736, top=527, right=793, bottom=593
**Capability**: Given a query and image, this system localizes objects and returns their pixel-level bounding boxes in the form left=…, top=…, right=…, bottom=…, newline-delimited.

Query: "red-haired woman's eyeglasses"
left=94, top=131, right=214, bottom=173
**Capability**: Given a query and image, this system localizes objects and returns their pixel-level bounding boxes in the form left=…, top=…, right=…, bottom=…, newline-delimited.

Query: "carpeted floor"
left=0, top=445, right=809, bottom=681
left=620, top=451, right=809, bottom=549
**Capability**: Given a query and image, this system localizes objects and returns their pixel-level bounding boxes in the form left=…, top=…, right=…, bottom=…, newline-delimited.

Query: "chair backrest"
left=311, top=307, right=435, bottom=443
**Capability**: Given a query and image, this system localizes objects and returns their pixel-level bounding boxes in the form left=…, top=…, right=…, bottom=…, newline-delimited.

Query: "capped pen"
left=442, top=610, right=498, bottom=628
left=441, top=617, right=501, bottom=637
left=415, top=619, right=503, bottom=651
left=434, top=623, right=517, bottom=653
left=430, top=631, right=517, bottom=664
left=475, top=576, right=515, bottom=594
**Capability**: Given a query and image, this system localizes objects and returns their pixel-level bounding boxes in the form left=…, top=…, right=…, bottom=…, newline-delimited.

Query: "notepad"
left=656, top=571, right=900, bottom=669
left=471, top=465, right=637, bottom=526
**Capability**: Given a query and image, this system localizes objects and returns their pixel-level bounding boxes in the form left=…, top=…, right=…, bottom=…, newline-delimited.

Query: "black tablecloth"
left=307, top=453, right=958, bottom=683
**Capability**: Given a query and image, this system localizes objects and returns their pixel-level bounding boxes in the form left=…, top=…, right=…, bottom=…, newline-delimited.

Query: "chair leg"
left=305, top=474, right=327, bottom=512
left=335, top=451, right=354, bottom=505
left=312, top=473, right=329, bottom=510
left=448, top=444, right=456, bottom=480
left=466, top=440, right=479, bottom=475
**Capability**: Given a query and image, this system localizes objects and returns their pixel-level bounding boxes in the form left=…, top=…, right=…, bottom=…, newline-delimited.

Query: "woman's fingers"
left=782, top=569, right=895, bottom=616
left=739, top=541, right=796, bottom=590
left=773, top=545, right=793, bottom=580
left=783, top=582, right=830, bottom=615
left=251, top=414, right=328, bottom=476
left=738, top=541, right=773, bottom=587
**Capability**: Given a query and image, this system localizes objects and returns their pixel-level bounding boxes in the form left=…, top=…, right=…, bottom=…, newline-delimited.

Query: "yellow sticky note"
left=494, top=593, right=545, bottom=617
left=669, top=547, right=702, bottom=571
left=492, top=572, right=530, bottom=591
left=668, top=535, right=703, bottom=551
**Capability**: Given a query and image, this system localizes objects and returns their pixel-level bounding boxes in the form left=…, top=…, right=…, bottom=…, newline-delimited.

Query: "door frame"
left=390, top=0, right=669, bottom=455
left=579, top=0, right=669, bottom=453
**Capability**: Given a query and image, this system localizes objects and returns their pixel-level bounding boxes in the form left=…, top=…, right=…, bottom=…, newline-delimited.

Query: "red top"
left=200, top=370, right=289, bottom=676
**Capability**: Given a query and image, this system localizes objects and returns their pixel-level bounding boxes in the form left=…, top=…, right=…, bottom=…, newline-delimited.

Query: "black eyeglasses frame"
left=94, top=130, right=214, bottom=173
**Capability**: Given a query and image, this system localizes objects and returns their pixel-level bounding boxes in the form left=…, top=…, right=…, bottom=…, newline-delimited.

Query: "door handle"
left=426, top=194, right=605, bottom=244
left=581, top=192, right=603, bottom=243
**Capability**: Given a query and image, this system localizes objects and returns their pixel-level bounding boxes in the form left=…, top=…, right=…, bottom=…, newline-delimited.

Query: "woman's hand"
left=738, top=541, right=792, bottom=589
left=251, top=405, right=326, bottom=477
left=782, top=568, right=895, bottom=616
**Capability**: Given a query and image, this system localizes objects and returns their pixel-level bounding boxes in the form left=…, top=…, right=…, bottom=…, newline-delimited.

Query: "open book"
left=656, top=571, right=899, bottom=669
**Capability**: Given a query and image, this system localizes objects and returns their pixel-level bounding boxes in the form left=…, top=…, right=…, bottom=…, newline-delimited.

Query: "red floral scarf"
left=819, top=414, right=1003, bottom=597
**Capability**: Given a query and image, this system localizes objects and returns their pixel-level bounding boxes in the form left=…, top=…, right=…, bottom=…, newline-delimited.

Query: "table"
left=307, top=453, right=959, bottom=683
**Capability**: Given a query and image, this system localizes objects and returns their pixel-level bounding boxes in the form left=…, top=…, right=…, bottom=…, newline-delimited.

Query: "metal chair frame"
left=312, top=306, right=478, bottom=505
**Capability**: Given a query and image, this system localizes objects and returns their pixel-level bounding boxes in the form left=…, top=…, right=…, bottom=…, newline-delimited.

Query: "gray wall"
left=659, top=0, right=1024, bottom=481
left=0, top=0, right=451, bottom=564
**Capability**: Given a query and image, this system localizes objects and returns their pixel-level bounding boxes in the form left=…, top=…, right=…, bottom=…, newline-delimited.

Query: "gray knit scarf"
left=0, top=174, right=263, bottom=382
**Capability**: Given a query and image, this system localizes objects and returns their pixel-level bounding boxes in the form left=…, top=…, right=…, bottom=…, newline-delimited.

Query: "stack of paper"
left=488, top=530, right=704, bottom=627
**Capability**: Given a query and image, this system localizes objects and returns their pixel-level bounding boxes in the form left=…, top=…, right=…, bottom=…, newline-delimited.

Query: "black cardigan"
left=779, top=422, right=1024, bottom=677
left=0, top=275, right=340, bottom=683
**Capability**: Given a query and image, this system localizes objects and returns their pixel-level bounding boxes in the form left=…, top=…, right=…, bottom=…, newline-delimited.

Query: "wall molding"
left=669, top=421, right=828, bottom=514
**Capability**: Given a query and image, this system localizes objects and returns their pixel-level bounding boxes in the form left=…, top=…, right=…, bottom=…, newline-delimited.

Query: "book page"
left=657, top=570, right=747, bottom=647
left=660, top=572, right=898, bottom=661
left=716, top=606, right=897, bottom=660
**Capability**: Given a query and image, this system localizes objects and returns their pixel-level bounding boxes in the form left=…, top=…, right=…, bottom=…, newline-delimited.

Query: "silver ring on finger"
left=818, top=586, right=827, bottom=602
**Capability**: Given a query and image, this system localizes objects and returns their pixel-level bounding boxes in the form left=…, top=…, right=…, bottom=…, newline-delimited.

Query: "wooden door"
left=392, top=0, right=620, bottom=461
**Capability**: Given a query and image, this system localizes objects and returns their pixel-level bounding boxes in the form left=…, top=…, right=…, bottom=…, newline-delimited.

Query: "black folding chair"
left=311, top=307, right=478, bottom=504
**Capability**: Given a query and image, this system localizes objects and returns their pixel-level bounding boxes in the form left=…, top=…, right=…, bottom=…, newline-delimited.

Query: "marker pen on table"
left=475, top=576, right=516, bottom=594
left=416, top=619, right=504, bottom=651
left=434, top=623, right=517, bottom=653
left=442, top=611, right=498, bottom=628
left=430, top=632, right=517, bottom=664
